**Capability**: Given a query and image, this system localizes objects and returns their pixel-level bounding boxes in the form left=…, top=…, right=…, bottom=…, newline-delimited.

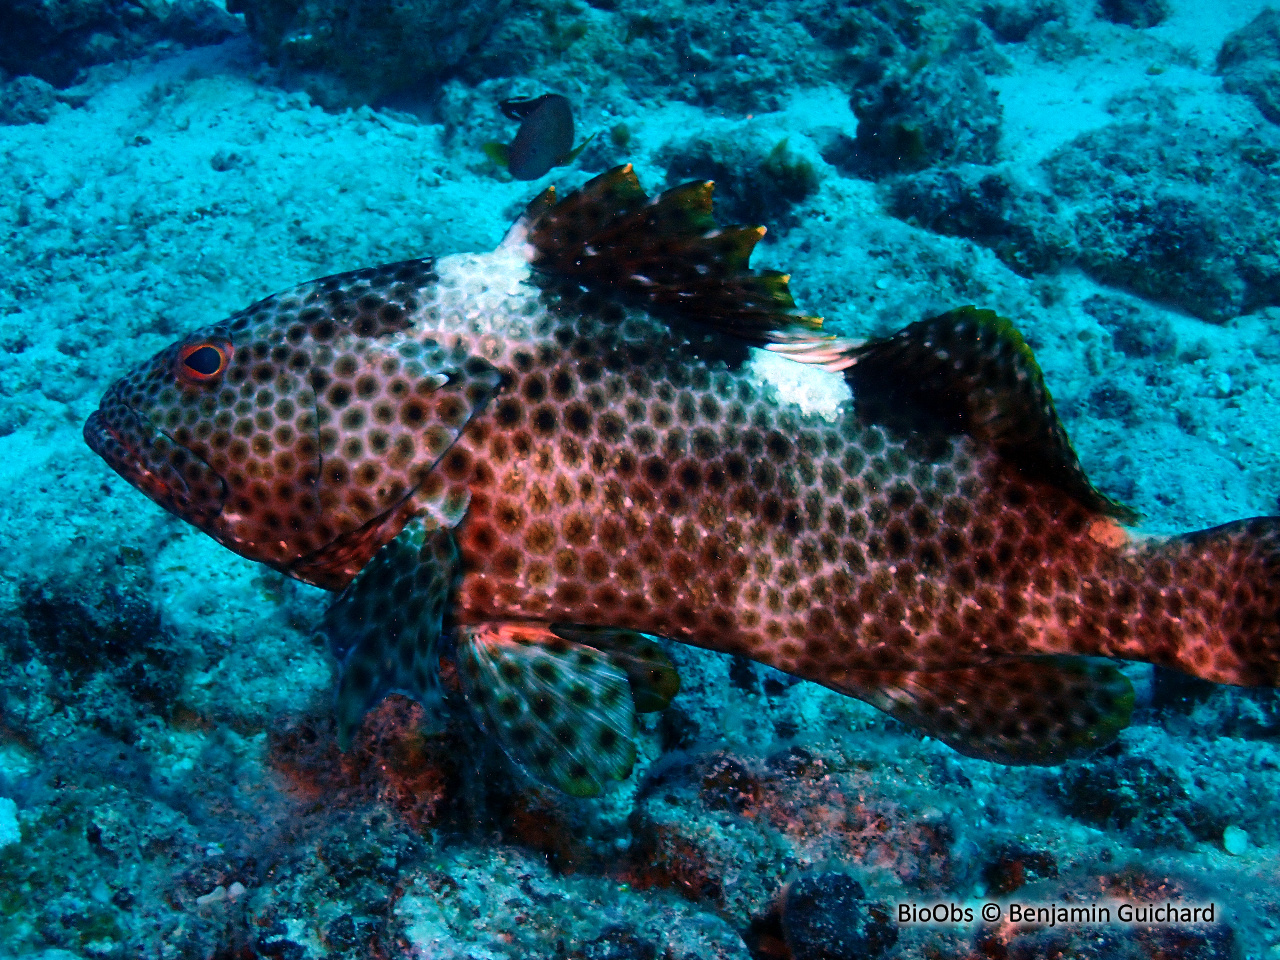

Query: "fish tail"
left=1122, top=518, right=1280, bottom=687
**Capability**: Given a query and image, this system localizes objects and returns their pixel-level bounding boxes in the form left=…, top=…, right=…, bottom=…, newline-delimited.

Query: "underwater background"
left=2, top=0, right=1280, bottom=957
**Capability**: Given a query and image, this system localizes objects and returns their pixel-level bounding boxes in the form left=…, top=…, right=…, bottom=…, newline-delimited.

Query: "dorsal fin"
left=504, top=164, right=824, bottom=346
left=846, top=306, right=1138, bottom=523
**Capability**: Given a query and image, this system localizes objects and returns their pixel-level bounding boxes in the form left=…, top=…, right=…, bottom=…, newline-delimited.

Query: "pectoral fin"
left=842, top=656, right=1135, bottom=765
left=482, top=140, right=511, bottom=169
left=456, top=622, right=639, bottom=797
left=317, top=518, right=459, bottom=750
left=550, top=624, right=681, bottom=712
left=557, top=132, right=596, bottom=166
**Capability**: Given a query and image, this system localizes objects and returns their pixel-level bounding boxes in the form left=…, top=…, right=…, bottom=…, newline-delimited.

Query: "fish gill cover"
left=2, top=1, right=1280, bottom=959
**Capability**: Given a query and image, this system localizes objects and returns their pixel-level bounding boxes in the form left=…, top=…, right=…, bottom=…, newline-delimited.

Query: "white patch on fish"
left=425, top=248, right=539, bottom=341
left=746, top=346, right=853, bottom=421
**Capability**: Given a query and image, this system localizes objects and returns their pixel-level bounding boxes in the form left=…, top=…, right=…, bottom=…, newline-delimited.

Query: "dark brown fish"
left=486, top=93, right=591, bottom=180
left=85, top=165, right=1280, bottom=796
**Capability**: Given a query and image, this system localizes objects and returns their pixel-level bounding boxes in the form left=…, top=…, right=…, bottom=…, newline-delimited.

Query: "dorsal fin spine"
left=511, top=164, right=822, bottom=346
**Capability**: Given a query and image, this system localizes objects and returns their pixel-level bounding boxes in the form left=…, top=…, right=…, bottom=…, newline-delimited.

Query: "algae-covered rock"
left=1080, top=295, right=1176, bottom=359
left=1044, top=117, right=1280, bottom=323
left=1218, top=8, right=1280, bottom=126
left=1096, top=0, right=1170, bottom=29
left=887, top=112, right=1280, bottom=323
left=884, top=163, right=1075, bottom=274
left=848, top=57, right=1003, bottom=178
left=0, top=0, right=240, bottom=87
left=966, top=870, right=1238, bottom=960
left=226, top=0, right=513, bottom=107
left=979, top=0, right=1066, bottom=44
left=1058, top=748, right=1205, bottom=847
left=796, top=0, right=926, bottom=89
left=780, top=873, right=898, bottom=960
left=0, top=75, right=60, bottom=125
left=662, top=133, right=821, bottom=232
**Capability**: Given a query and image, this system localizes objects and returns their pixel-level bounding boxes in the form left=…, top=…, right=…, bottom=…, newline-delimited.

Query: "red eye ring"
left=177, top=340, right=232, bottom=384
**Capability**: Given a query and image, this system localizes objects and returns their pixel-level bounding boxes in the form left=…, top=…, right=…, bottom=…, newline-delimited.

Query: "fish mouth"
left=85, top=402, right=227, bottom=528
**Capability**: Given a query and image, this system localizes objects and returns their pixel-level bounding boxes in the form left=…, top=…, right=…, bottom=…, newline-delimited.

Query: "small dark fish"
left=484, top=93, right=593, bottom=180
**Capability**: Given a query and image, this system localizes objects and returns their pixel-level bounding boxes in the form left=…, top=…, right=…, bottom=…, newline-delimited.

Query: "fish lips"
left=85, top=402, right=227, bottom=528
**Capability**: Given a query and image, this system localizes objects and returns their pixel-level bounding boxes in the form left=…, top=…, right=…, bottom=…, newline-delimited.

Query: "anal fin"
left=456, top=622, right=639, bottom=797
left=841, top=656, right=1135, bottom=765
left=317, top=518, right=459, bottom=750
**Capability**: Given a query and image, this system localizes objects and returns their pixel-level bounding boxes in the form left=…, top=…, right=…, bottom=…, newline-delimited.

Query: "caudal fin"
left=1125, top=518, right=1280, bottom=687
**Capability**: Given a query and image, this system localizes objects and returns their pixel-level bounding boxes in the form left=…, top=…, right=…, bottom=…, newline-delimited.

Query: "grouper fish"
left=85, top=166, right=1280, bottom=796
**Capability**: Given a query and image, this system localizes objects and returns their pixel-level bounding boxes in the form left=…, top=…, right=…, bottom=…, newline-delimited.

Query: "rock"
left=458, top=1, right=846, bottom=115
left=1081, top=295, right=1176, bottom=359
left=0, top=797, right=19, bottom=849
left=1044, top=117, right=1280, bottom=322
left=322, top=913, right=372, bottom=951
left=847, top=57, right=1002, bottom=178
left=1218, top=9, right=1280, bottom=125
left=980, top=1, right=1067, bottom=43
left=8, top=566, right=189, bottom=738
left=0, top=0, right=242, bottom=88
left=1222, top=824, right=1249, bottom=855
left=226, top=0, right=513, bottom=107
left=890, top=115, right=1280, bottom=323
left=268, top=698, right=457, bottom=832
left=884, top=164, right=1074, bottom=275
left=1088, top=382, right=1139, bottom=425
left=780, top=873, right=898, bottom=960
left=1150, top=666, right=1222, bottom=711
left=970, top=869, right=1238, bottom=959
left=663, top=133, right=820, bottom=232
left=1097, top=0, right=1170, bottom=28
left=697, top=754, right=763, bottom=814
left=0, top=75, right=59, bottom=125
left=1059, top=748, right=1200, bottom=847
left=569, top=928, right=659, bottom=960
left=797, top=0, right=925, bottom=89
left=163, top=0, right=241, bottom=48
left=982, top=843, right=1058, bottom=895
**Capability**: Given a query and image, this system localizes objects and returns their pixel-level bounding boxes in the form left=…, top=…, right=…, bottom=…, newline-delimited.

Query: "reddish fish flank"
left=85, top=165, right=1280, bottom=795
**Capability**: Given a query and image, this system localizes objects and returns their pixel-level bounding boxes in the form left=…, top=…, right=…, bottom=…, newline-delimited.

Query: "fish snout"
left=84, top=400, right=227, bottom=527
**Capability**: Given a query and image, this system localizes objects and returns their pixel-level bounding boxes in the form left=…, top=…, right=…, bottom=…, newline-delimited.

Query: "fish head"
left=85, top=326, right=234, bottom=531
left=85, top=261, right=502, bottom=588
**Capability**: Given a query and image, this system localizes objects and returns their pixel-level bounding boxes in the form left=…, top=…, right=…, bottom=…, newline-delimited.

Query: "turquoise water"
left=2, top=1, right=1279, bottom=957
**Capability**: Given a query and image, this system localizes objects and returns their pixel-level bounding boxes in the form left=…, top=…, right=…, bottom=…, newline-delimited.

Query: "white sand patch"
left=746, top=347, right=851, bottom=422
left=992, top=57, right=1220, bottom=167
left=993, top=0, right=1276, bottom=167
left=1155, top=0, right=1276, bottom=63
left=0, top=797, right=19, bottom=849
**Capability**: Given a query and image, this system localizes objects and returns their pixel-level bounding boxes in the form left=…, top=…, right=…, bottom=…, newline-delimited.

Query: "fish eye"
left=177, top=341, right=232, bottom=383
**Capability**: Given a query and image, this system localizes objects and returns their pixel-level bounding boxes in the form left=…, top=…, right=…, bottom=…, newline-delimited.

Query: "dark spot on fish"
left=532, top=405, right=557, bottom=435
left=523, top=375, right=546, bottom=402
left=495, top=398, right=523, bottom=426
left=643, top=458, right=669, bottom=485
left=551, top=369, right=575, bottom=399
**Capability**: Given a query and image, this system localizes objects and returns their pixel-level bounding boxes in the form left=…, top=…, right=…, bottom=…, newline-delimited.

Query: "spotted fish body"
left=87, top=166, right=1280, bottom=795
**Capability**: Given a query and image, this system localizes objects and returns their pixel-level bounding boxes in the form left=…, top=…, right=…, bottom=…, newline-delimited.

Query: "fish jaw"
left=84, top=394, right=227, bottom=529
